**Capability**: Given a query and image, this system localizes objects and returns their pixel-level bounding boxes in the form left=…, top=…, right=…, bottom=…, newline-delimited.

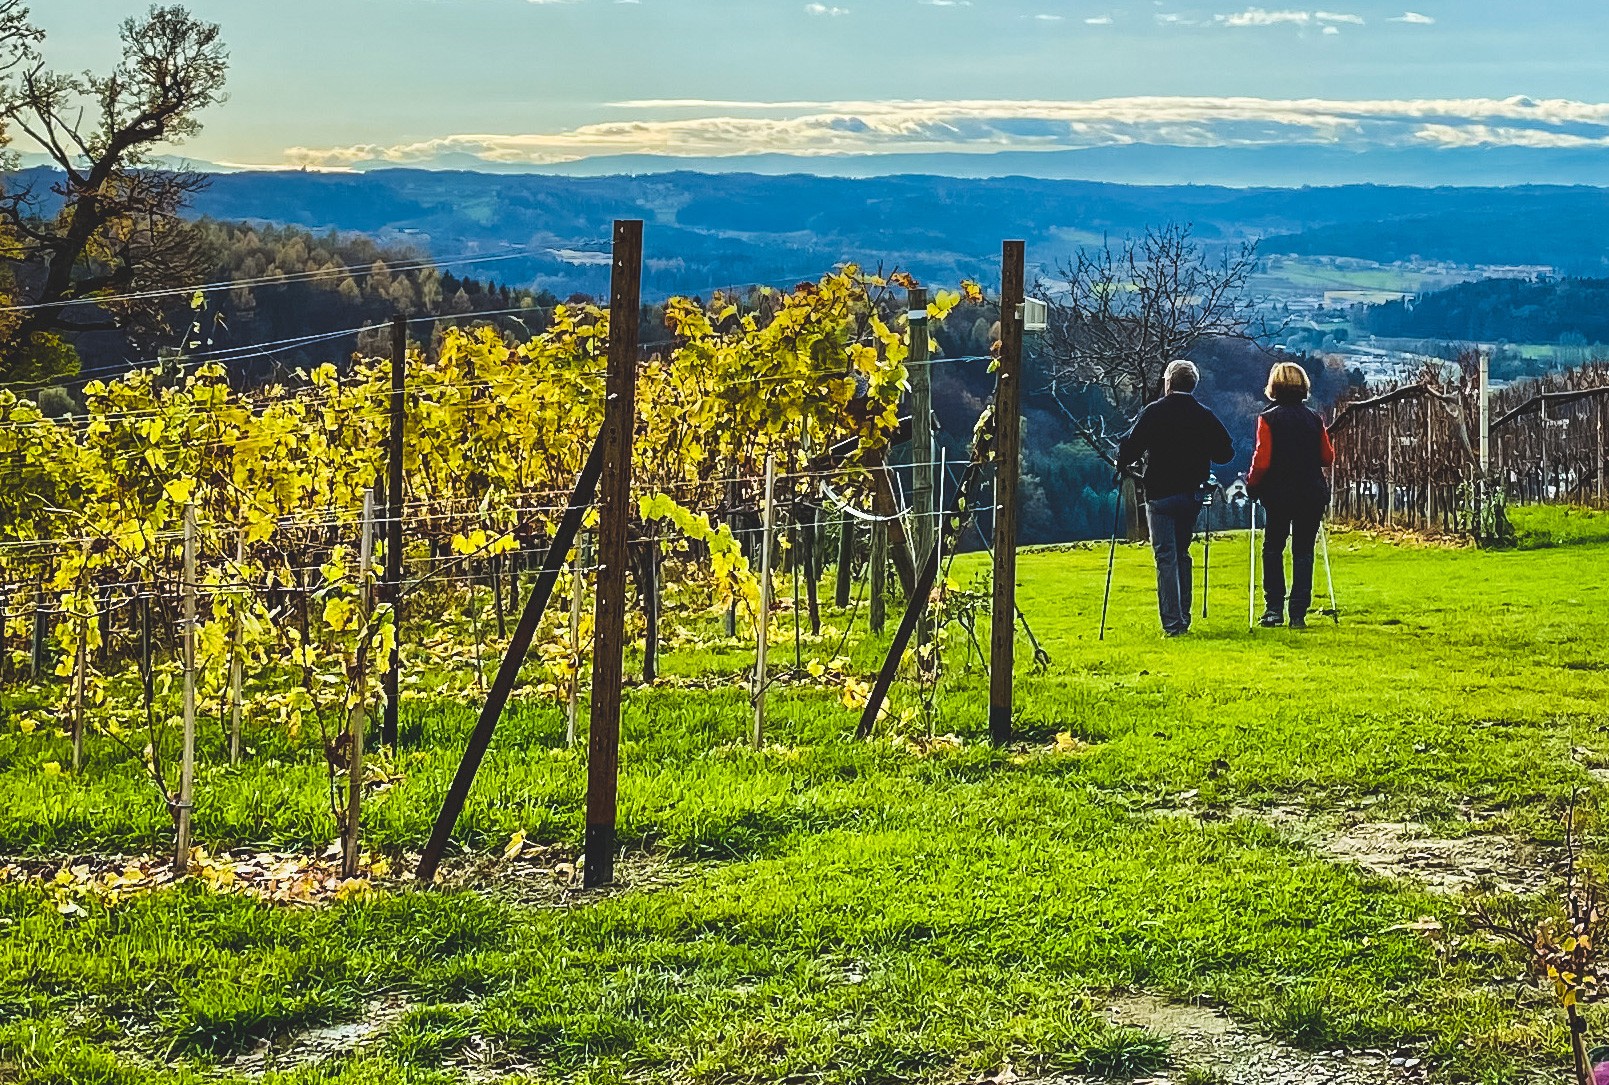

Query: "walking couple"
left=1116, top=358, right=1335, bottom=636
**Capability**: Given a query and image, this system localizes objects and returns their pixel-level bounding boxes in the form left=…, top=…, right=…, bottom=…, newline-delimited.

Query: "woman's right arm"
left=1248, top=416, right=1273, bottom=487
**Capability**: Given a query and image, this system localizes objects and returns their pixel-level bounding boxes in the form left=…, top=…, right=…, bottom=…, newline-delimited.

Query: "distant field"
left=3, top=534, right=1608, bottom=1084
left=1254, top=258, right=1469, bottom=298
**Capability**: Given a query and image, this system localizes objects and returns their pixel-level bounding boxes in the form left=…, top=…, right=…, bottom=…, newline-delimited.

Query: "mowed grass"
left=3, top=531, right=1608, bottom=1085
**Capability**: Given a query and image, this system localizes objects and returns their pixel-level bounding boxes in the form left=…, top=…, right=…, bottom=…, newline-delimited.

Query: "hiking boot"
left=1258, top=612, right=1283, bottom=628
left=1290, top=614, right=1308, bottom=630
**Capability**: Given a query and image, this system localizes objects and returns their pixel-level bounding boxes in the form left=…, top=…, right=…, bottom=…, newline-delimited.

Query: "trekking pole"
left=1099, top=479, right=1124, bottom=642
left=1320, top=518, right=1339, bottom=624
left=1203, top=524, right=1210, bottom=620
left=1247, top=499, right=1257, bottom=631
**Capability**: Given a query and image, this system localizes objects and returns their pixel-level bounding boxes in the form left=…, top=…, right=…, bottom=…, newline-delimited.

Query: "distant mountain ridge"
left=17, top=142, right=1609, bottom=187
left=11, top=165, right=1609, bottom=296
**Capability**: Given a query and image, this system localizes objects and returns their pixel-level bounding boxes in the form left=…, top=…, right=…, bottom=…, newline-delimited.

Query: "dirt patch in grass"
left=225, top=998, right=413, bottom=1075
left=1053, top=993, right=1432, bottom=1085
left=1153, top=801, right=1552, bottom=896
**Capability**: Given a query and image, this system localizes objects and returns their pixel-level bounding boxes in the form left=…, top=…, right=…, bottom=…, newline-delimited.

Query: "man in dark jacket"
left=1116, top=360, right=1235, bottom=637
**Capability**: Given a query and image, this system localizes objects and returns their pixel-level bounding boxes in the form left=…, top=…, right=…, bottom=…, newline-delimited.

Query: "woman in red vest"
left=1248, top=361, right=1335, bottom=629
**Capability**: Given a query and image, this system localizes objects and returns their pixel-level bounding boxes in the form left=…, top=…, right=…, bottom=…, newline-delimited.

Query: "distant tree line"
left=1362, top=276, right=1609, bottom=348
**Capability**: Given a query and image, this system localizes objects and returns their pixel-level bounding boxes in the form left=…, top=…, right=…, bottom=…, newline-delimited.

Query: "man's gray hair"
left=1164, top=359, right=1199, bottom=394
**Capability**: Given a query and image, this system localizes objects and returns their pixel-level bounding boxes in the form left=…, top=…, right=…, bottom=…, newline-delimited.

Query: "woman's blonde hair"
left=1265, top=361, right=1311, bottom=403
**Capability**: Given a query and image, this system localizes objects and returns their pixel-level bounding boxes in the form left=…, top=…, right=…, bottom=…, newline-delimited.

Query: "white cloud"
left=1217, top=8, right=1311, bottom=25
left=1085, top=15, right=1113, bottom=24
left=804, top=2, right=848, bottom=13
left=1034, top=13, right=1064, bottom=20
left=1322, top=25, right=1340, bottom=34
left=920, top=0, right=972, bottom=6
left=1215, top=8, right=1364, bottom=27
left=284, top=96, right=1609, bottom=167
left=1390, top=10, right=1435, bottom=23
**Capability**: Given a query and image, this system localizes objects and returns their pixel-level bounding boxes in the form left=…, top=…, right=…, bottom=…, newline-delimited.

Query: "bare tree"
left=1035, top=222, right=1269, bottom=463
left=0, top=4, right=227, bottom=383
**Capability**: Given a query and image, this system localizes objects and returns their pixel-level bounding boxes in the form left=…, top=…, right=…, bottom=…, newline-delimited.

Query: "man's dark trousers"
left=1147, top=492, right=1203, bottom=635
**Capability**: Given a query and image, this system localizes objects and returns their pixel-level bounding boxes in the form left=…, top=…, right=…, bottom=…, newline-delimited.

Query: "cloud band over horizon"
left=283, top=96, right=1609, bottom=169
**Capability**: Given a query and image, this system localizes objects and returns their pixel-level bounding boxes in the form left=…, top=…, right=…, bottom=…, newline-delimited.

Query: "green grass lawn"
left=3, top=531, right=1608, bottom=1084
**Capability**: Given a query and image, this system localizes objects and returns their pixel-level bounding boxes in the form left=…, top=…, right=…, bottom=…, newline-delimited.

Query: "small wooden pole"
left=642, top=540, right=659, bottom=684
left=990, top=241, right=1025, bottom=747
left=834, top=515, right=854, bottom=608
left=342, top=489, right=375, bottom=881
left=908, top=287, right=933, bottom=649
left=383, top=314, right=406, bottom=750
left=175, top=503, right=198, bottom=875
left=30, top=566, right=45, bottom=678
left=229, top=531, right=245, bottom=764
left=724, top=480, right=740, bottom=637
left=1597, top=399, right=1605, bottom=507
left=566, top=535, right=587, bottom=747
left=71, top=608, right=86, bottom=773
left=583, top=218, right=642, bottom=890
left=803, top=503, right=821, bottom=636
left=869, top=519, right=888, bottom=633
left=752, top=453, right=777, bottom=751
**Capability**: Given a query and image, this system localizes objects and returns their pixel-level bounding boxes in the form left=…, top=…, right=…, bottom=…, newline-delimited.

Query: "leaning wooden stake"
left=752, top=453, right=778, bottom=751
left=857, top=447, right=989, bottom=740
left=175, top=503, right=198, bottom=875
left=583, top=218, right=643, bottom=890
left=416, top=431, right=608, bottom=883
left=990, top=241, right=1025, bottom=747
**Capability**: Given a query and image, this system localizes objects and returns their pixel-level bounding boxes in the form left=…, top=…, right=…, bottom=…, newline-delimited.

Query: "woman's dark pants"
left=1262, top=501, right=1324, bottom=621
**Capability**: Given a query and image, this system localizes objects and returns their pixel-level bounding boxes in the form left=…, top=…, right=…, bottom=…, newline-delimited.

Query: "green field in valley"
left=3, top=530, right=1609, bottom=1085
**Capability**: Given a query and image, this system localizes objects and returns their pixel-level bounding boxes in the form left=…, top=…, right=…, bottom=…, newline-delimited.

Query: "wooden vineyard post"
left=383, top=314, right=406, bottom=750
left=583, top=218, right=642, bottom=890
left=230, top=531, right=245, bottom=764
left=1589, top=399, right=1602, bottom=508
left=869, top=519, right=887, bottom=633
left=341, top=490, right=376, bottom=881
left=908, top=286, right=934, bottom=649
left=835, top=516, right=854, bottom=608
left=175, top=503, right=197, bottom=875
left=566, top=535, right=587, bottom=747
left=752, top=454, right=777, bottom=751
left=1478, top=350, right=1492, bottom=538
left=990, top=241, right=1025, bottom=747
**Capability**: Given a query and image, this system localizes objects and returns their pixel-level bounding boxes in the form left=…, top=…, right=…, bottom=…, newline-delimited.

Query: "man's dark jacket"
left=1117, top=391, right=1235, bottom=501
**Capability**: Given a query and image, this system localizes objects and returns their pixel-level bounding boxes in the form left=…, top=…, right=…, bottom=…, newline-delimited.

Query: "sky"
left=26, top=0, right=1609, bottom=171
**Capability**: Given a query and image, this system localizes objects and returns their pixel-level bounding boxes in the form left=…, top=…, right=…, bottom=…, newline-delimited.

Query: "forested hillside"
left=66, top=222, right=559, bottom=385
left=1362, top=276, right=1609, bottom=345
